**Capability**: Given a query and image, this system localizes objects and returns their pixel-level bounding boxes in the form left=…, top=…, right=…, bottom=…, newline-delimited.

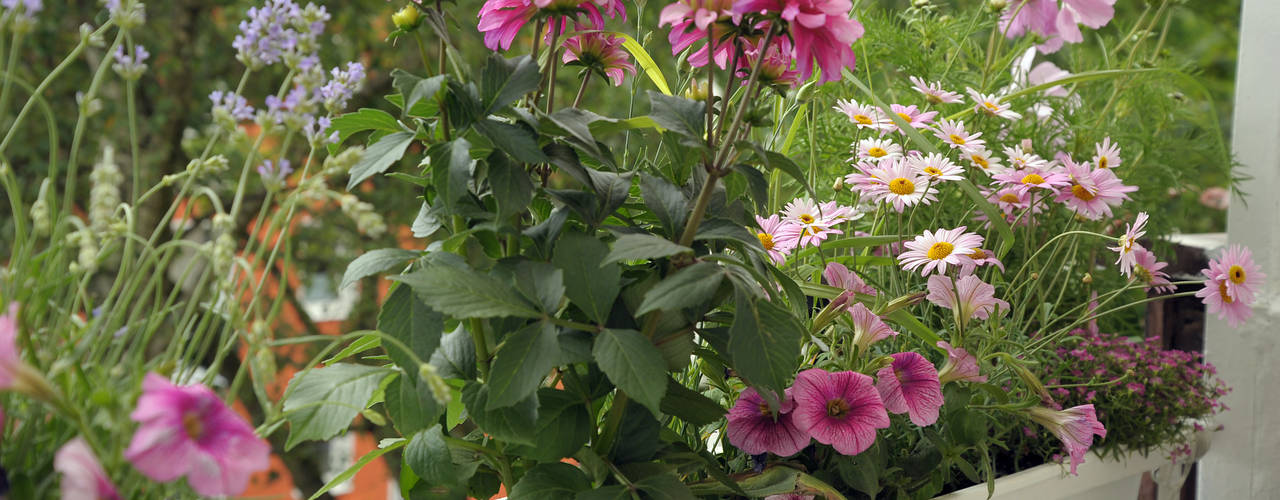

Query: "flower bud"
left=684, top=79, right=709, bottom=102
left=419, top=364, right=453, bottom=406
left=29, top=179, right=51, bottom=236
left=392, top=5, right=421, bottom=30
left=1081, top=273, right=1093, bottom=284
left=911, top=0, right=930, bottom=7
left=795, top=80, right=817, bottom=102
left=832, top=177, right=845, bottom=191
left=987, top=0, right=1008, bottom=11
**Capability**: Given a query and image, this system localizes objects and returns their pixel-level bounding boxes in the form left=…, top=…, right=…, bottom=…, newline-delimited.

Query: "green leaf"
left=386, top=373, right=443, bottom=435
left=342, top=248, right=418, bottom=290
left=660, top=379, right=726, bottom=426
left=545, top=108, right=608, bottom=162
left=636, top=473, right=697, bottom=500
left=734, top=164, right=769, bottom=211
left=405, top=426, right=457, bottom=486
left=740, top=141, right=816, bottom=201
left=602, top=233, right=692, bottom=265
left=688, top=466, right=797, bottom=497
left=428, top=138, right=475, bottom=214
left=487, top=321, right=559, bottom=410
left=480, top=54, right=541, bottom=113
left=504, top=260, right=566, bottom=314
left=637, top=261, right=725, bottom=316
left=640, top=174, right=689, bottom=236
left=323, top=334, right=381, bottom=364
left=378, top=284, right=444, bottom=374
left=347, top=131, right=415, bottom=189
left=792, top=235, right=902, bottom=259
left=475, top=119, right=549, bottom=164
left=575, top=486, right=631, bottom=500
left=593, top=329, right=668, bottom=416
left=331, top=108, right=405, bottom=146
left=308, top=438, right=407, bottom=500
left=617, top=33, right=671, bottom=95
left=552, top=232, right=620, bottom=324
left=648, top=91, right=705, bottom=139
left=586, top=169, right=633, bottom=222
left=488, top=150, right=535, bottom=221
left=395, top=263, right=542, bottom=319
left=885, top=308, right=943, bottom=345
left=284, top=364, right=392, bottom=450
left=694, top=218, right=765, bottom=250
left=431, top=324, right=477, bottom=380
left=461, top=382, right=539, bottom=445
left=390, top=70, right=445, bottom=118
left=729, top=293, right=803, bottom=404
left=508, top=388, right=592, bottom=461
left=509, top=463, right=590, bottom=500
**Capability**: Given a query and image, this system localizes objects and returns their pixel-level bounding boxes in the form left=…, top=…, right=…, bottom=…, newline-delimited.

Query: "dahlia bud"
left=392, top=4, right=421, bottom=30
left=684, top=79, right=709, bottom=102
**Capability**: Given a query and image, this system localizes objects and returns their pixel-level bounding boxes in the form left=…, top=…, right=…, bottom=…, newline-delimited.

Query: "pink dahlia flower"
left=1028, top=404, right=1107, bottom=475
left=936, top=341, right=986, bottom=384
left=124, top=373, right=271, bottom=497
left=824, top=262, right=877, bottom=297
left=562, top=32, right=636, bottom=86
left=926, top=274, right=1009, bottom=322
left=898, top=227, right=984, bottom=276
left=733, top=0, right=864, bottom=84
left=849, top=302, right=897, bottom=353
left=726, top=387, right=811, bottom=456
left=660, top=0, right=737, bottom=68
left=755, top=214, right=797, bottom=265
left=791, top=368, right=890, bottom=455
left=875, top=352, right=944, bottom=426
left=739, top=35, right=802, bottom=88
left=1108, top=212, right=1148, bottom=278
left=478, top=0, right=624, bottom=51
left=1055, top=156, right=1136, bottom=220
left=56, top=437, right=121, bottom=500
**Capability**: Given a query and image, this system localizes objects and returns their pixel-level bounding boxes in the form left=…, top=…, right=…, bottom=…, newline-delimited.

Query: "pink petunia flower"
left=849, top=302, right=898, bottom=353
left=899, top=227, right=984, bottom=276
left=1109, top=212, right=1148, bottom=278
left=875, top=352, right=945, bottom=426
left=1055, top=156, right=1136, bottom=220
left=908, top=76, right=963, bottom=104
left=726, top=387, right=811, bottom=456
left=824, top=262, right=877, bottom=297
left=1027, top=404, right=1107, bottom=475
left=933, top=119, right=985, bottom=154
left=926, top=274, right=1010, bottom=322
left=124, top=373, right=271, bottom=497
left=755, top=214, right=798, bottom=265
left=562, top=32, right=636, bottom=86
left=1132, top=248, right=1175, bottom=294
left=936, top=341, right=987, bottom=384
left=791, top=368, right=890, bottom=455
left=56, top=437, right=121, bottom=500
left=733, top=0, right=865, bottom=84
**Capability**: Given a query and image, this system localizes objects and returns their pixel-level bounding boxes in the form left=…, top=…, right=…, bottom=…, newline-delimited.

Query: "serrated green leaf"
left=729, top=293, right=803, bottom=404
left=378, top=284, right=444, bottom=374
left=284, top=364, right=392, bottom=450
left=480, top=54, right=540, bottom=114
left=636, top=473, right=697, bottom=500
left=641, top=174, right=690, bottom=237
left=405, top=426, right=457, bottom=486
left=602, top=233, right=692, bottom=265
left=347, top=131, right=415, bottom=189
left=323, top=334, right=381, bottom=364
left=637, top=261, right=725, bottom=315
left=510, top=463, right=590, bottom=500
left=648, top=91, right=705, bottom=139
left=395, top=261, right=541, bottom=320
left=475, top=118, right=549, bottom=163
left=487, top=321, right=559, bottom=409
left=386, top=373, right=443, bottom=435
left=593, top=329, right=668, bottom=416
left=461, top=382, right=538, bottom=445
left=391, top=69, right=445, bottom=118
left=660, top=379, right=726, bottom=426
left=341, top=248, right=418, bottom=289
left=487, top=150, right=535, bottom=221
left=428, top=138, right=475, bottom=214
left=331, top=108, right=406, bottom=147
left=552, top=232, right=620, bottom=324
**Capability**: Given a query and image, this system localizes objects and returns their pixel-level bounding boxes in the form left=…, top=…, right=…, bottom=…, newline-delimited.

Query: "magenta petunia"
left=124, top=373, right=271, bottom=497
left=1028, top=404, right=1107, bottom=475
left=725, top=387, right=810, bottom=456
left=875, top=352, right=945, bottom=426
left=791, top=368, right=890, bottom=455
left=733, top=0, right=864, bottom=83
left=936, top=341, right=986, bottom=384
left=55, top=437, right=121, bottom=500
left=926, top=274, right=1009, bottom=322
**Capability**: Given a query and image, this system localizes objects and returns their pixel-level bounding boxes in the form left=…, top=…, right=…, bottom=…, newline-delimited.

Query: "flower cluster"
left=1000, top=0, right=1118, bottom=54
left=478, top=0, right=626, bottom=51
left=233, top=0, right=330, bottom=69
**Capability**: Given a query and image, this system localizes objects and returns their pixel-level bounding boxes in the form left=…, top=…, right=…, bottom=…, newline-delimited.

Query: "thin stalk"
left=572, top=70, right=591, bottom=108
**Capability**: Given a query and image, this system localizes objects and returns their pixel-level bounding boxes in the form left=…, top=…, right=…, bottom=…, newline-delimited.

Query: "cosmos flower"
left=899, top=227, right=984, bottom=276
left=726, top=387, right=811, bottom=456
left=1109, top=212, right=1148, bottom=278
left=967, top=87, right=1022, bottom=121
left=1027, top=404, right=1107, bottom=475
left=755, top=214, right=797, bottom=265
left=562, top=32, right=636, bottom=86
left=875, top=352, right=945, bottom=426
left=791, top=368, right=890, bottom=455
left=936, top=341, right=986, bottom=384
left=1055, top=156, right=1136, bottom=220
left=926, top=274, right=1010, bottom=322
left=908, top=76, right=962, bottom=104
left=933, top=119, right=986, bottom=154
left=733, top=0, right=865, bottom=84
left=55, top=437, right=121, bottom=500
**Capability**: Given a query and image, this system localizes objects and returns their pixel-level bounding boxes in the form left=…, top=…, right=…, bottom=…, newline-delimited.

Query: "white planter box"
left=932, top=451, right=1168, bottom=500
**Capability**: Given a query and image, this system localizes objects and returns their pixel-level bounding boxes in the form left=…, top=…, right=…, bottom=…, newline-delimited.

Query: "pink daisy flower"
left=966, top=87, right=1023, bottom=121
left=726, top=387, right=811, bottom=456
left=854, top=137, right=903, bottom=161
left=1027, top=404, right=1107, bottom=475
left=864, top=158, right=937, bottom=213
left=911, top=152, right=964, bottom=182
left=926, top=274, right=1010, bottom=322
left=791, top=368, right=890, bottom=456
left=965, top=148, right=1007, bottom=174
left=992, top=166, right=1071, bottom=197
left=849, top=302, right=898, bottom=353
left=936, top=341, right=987, bottom=384
left=1092, top=137, right=1122, bottom=169
left=933, top=119, right=986, bottom=154
left=562, top=32, right=636, bottom=87
left=1055, top=157, right=1136, bottom=220
left=1108, top=212, right=1148, bottom=278
left=1132, top=248, right=1175, bottom=294
left=1208, top=244, right=1264, bottom=305
left=824, top=262, right=877, bottom=297
left=734, top=0, right=865, bottom=84
left=755, top=214, right=797, bottom=265
left=1003, top=144, right=1049, bottom=170
left=124, top=373, right=271, bottom=497
left=738, top=36, right=802, bottom=88
left=908, top=76, right=962, bottom=104
left=779, top=197, right=845, bottom=247
left=56, top=437, right=121, bottom=500
left=898, top=227, right=984, bottom=276
left=886, top=103, right=938, bottom=133
left=957, top=247, right=1005, bottom=276
left=1196, top=274, right=1254, bottom=328
left=875, top=352, right=945, bottom=426
left=834, top=98, right=891, bottom=132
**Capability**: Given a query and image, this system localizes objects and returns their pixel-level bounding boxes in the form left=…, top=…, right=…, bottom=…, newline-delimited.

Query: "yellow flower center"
left=825, top=398, right=851, bottom=418
left=757, top=232, right=775, bottom=251
left=927, top=241, right=955, bottom=260
left=183, top=413, right=204, bottom=440
left=983, top=101, right=1000, bottom=112
left=854, top=114, right=873, bottom=125
left=923, top=166, right=943, bottom=177
left=1135, top=265, right=1153, bottom=284
left=799, top=214, right=815, bottom=224
left=888, top=177, right=916, bottom=195
left=1071, top=184, right=1096, bottom=201
left=999, top=193, right=1021, bottom=204
left=926, top=95, right=943, bottom=105
left=1021, top=173, right=1046, bottom=185
left=1229, top=265, right=1246, bottom=284
left=949, top=134, right=966, bottom=145
left=970, top=248, right=987, bottom=259
left=971, top=155, right=989, bottom=169
left=897, top=112, right=912, bottom=122
left=1098, top=157, right=1109, bottom=169
left=1219, top=281, right=1234, bottom=304
left=867, top=147, right=888, bottom=158
left=758, top=402, right=774, bottom=416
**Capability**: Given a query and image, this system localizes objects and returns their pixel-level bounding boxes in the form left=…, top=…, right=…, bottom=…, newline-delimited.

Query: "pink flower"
left=999, top=0, right=1057, bottom=40
left=1027, top=404, right=1107, bottom=475
left=957, top=247, right=1005, bottom=276
left=779, top=197, right=845, bottom=247
left=926, top=274, right=1009, bottom=322
left=660, top=0, right=736, bottom=68
left=733, top=0, right=864, bottom=84
left=477, top=0, right=539, bottom=51
left=755, top=214, right=797, bottom=264
left=849, top=302, right=897, bottom=352
left=1000, top=0, right=1115, bottom=54
left=56, top=437, right=121, bottom=500
left=478, top=0, right=624, bottom=51
left=1132, top=248, right=1175, bottom=294
left=765, top=495, right=815, bottom=500
left=898, top=227, right=984, bottom=276
left=791, top=368, right=890, bottom=455
left=908, top=76, right=962, bottom=104
left=0, top=303, right=18, bottom=390
left=834, top=98, right=891, bottom=132
left=1053, top=0, right=1117, bottom=49
left=875, top=352, right=944, bottom=426
left=562, top=32, right=636, bottom=86
left=966, top=87, right=1022, bottom=121
left=824, top=262, right=877, bottom=297
left=886, top=103, right=937, bottom=133
left=1092, top=137, right=1122, bottom=169
left=124, top=373, right=271, bottom=497
left=1199, top=187, right=1230, bottom=210
left=726, top=387, right=811, bottom=456
left=1209, top=245, right=1264, bottom=305
left=933, top=119, right=985, bottom=154
left=992, top=166, right=1071, bottom=196
left=862, top=157, right=937, bottom=213
left=936, top=341, right=986, bottom=384
left=1055, top=156, right=1136, bottom=220
left=910, top=152, right=963, bottom=182
left=1109, top=212, right=1148, bottom=278
left=739, top=36, right=802, bottom=88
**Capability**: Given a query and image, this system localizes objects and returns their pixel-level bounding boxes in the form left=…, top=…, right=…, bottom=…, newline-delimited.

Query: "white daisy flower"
left=911, top=152, right=964, bottom=182
left=966, top=87, right=1023, bottom=121
left=854, top=137, right=903, bottom=161
left=899, top=227, right=985, bottom=276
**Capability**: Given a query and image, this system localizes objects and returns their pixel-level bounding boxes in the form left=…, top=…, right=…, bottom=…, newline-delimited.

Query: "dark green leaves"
left=602, top=234, right=691, bottom=265
left=405, top=426, right=457, bottom=486
left=378, top=285, right=444, bottom=374
left=476, top=119, right=548, bottom=163
left=487, top=321, right=559, bottom=409
left=648, top=91, right=705, bottom=139
left=330, top=108, right=404, bottom=146
left=487, top=151, right=535, bottom=221
left=396, top=263, right=542, bottom=319
left=553, top=233, right=620, bottom=324
left=660, top=379, right=726, bottom=426
left=593, top=329, right=668, bottom=416
left=342, top=248, right=418, bottom=289
left=480, top=54, right=540, bottom=114
left=640, top=174, right=689, bottom=236
left=729, top=293, right=804, bottom=404
left=386, top=374, right=443, bottom=435
left=390, top=69, right=445, bottom=118
left=347, top=131, right=415, bottom=189
left=510, top=463, right=591, bottom=500
left=283, top=365, right=392, bottom=449
left=637, top=261, right=725, bottom=315
left=429, top=138, right=475, bottom=214
left=461, top=382, right=538, bottom=446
